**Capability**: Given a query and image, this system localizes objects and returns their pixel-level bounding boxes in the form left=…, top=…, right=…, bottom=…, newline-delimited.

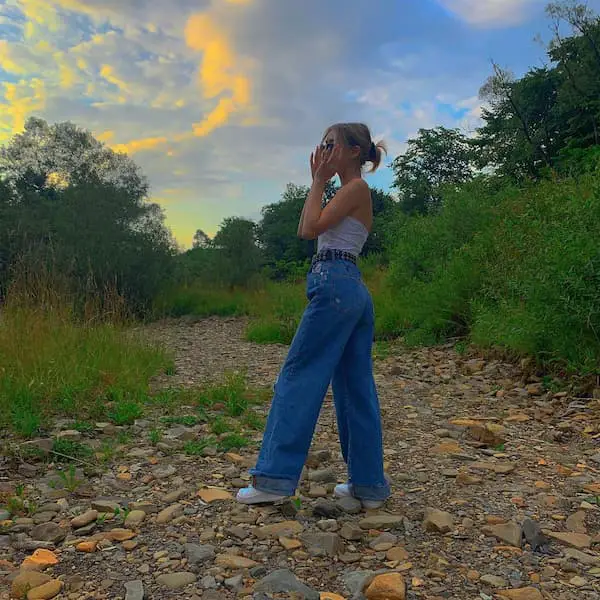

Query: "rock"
left=337, top=496, right=362, bottom=514
left=215, top=554, right=259, bottom=569
left=71, top=510, right=98, bottom=528
left=300, top=532, right=344, bottom=556
left=564, top=548, right=600, bottom=565
left=482, top=522, right=522, bottom=548
left=184, top=543, right=215, bottom=565
left=201, top=575, right=217, bottom=589
left=122, top=540, right=138, bottom=551
left=279, top=536, right=302, bottom=550
left=570, top=576, right=587, bottom=587
left=359, top=514, right=403, bottom=530
left=313, top=499, right=341, bottom=519
left=369, top=532, right=398, bottom=549
left=56, top=429, right=81, bottom=441
left=480, top=574, right=508, bottom=588
left=30, top=522, right=66, bottom=544
left=254, top=569, right=319, bottom=600
left=106, top=528, right=136, bottom=541
left=32, top=512, right=57, bottom=524
left=76, top=541, right=97, bottom=552
left=544, top=530, right=591, bottom=549
left=566, top=511, right=587, bottom=533
left=423, top=508, right=454, bottom=534
left=197, top=488, right=232, bottom=503
left=20, top=549, right=59, bottom=569
left=156, top=572, right=196, bottom=589
left=163, top=488, right=189, bottom=503
left=26, top=579, right=63, bottom=599
left=307, top=468, right=337, bottom=483
left=152, top=464, right=177, bottom=479
left=497, top=588, right=543, bottom=600
left=124, top=580, right=144, bottom=600
left=340, top=523, right=363, bottom=541
left=11, top=572, right=53, bottom=599
left=456, top=472, right=482, bottom=486
left=156, top=503, right=183, bottom=524
left=91, top=499, right=120, bottom=513
left=307, top=485, right=328, bottom=498
left=365, top=573, right=406, bottom=600
left=386, top=547, right=409, bottom=561
left=254, top=520, right=303, bottom=539
left=124, top=510, right=146, bottom=526
left=0, top=508, right=10, bottom=520
left=225, top=574, right=243, bottom=589
left=227, top=525, right=250, bottom=540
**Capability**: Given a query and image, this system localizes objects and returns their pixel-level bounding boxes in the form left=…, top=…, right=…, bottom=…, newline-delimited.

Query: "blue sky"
left=1, top=0, right=599, bottom=246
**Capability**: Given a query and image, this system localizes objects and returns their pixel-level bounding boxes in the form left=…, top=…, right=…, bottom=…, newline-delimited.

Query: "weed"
left=243, top=411, right=265, bottom=431
left=149, top=429, right=162, bottom=445
left=108, top=401, right=143, bottom=426
left=51, top=438, right=93, bottom=462
left=183, top=439, right=214, bottom=455
left=72, top=420, right=94, bottom=434
left=218, top=433, right=250, bottom=452
left=55, top=464, right=84, bottom=493
left=210, top=416, right=232, bottom=436
left=161, top=415, right=201, bottom=427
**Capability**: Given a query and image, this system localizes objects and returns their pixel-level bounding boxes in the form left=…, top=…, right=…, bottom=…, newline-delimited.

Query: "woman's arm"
left=299, top=177, right=366, bottom=240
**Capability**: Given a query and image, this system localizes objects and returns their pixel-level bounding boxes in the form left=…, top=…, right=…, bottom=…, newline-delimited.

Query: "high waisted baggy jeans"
left=249, top=259, right=390, bottom=502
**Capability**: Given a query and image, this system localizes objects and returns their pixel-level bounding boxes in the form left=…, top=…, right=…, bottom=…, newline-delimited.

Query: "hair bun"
left=369, top=142, right=377, bottom=161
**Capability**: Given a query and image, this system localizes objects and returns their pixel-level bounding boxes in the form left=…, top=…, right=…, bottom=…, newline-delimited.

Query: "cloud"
left=436, top=0, right=544, bottom=27
left=0, top=78, right=46, bottom=143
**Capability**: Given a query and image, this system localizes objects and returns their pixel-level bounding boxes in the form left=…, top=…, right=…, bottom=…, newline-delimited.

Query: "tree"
left=212, top=217, right=262, bottom=287
left=363, top=187, right=398, bottom=257
left=391, top=127, right=476, bottom=214
left=0, top=117, right=175, bottom=313
left=192, top=229, right=211, bottom=249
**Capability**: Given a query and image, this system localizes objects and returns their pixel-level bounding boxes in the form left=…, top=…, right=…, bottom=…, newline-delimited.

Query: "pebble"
left=11, top=572, right=53, bottom=598
left=482, top=522, right=522, bottom=547
left=26, top=579, right=63, bottom=599
left=423, top=508, right=454, bottom=533
left=365, top=572, right=406, bottom=600
left=481, top=574, right=508, bottom=588
left=156, top=503, right=183, bottom=524
left=253, top=569, right=319, bottom=600
left=124, top=510, right=146, bottom=526
left=184, top=543, right=216, bottom=565
left=124, top=580, right=144, bottom=600
left=156, top=572, right=197, bottom=589
left=336, top=496, right=362, bottom=514
left=29, top=523, right=67, bottom=543
left=359, top=514, right=403, bottom=530
left=71, top=509, right=98, bottom=528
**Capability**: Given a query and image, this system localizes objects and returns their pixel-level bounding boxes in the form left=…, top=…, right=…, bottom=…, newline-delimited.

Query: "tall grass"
left=0, top=271, right=171, bottom=437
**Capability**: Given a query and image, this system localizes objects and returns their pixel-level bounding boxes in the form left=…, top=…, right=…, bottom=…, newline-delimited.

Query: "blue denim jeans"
left=249, top=259, right=390, bottom=502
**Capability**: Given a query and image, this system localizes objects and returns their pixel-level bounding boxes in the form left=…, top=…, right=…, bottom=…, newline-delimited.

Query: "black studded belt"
left=311, top=249, right=357, bottom=266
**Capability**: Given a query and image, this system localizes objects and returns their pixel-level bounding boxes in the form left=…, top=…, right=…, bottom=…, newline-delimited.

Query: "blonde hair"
left=324, top=122, right=387, bottom=173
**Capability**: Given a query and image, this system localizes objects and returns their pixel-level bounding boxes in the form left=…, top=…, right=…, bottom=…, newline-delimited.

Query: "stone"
left=340, top=523, right=363, bottom=541
left=320, top=594, right=345, bottom=600
left=423, top=508, right=454, bottom=534
left=162, top=488, right=189, bottom=503
left=71, top=510, right=98, bottom=528
left=26, top=579, right=63, bottom=600
left=566, top=511, right=587, bottom=533
left=0, top=508, right=10, bottom=520
left=20, top=549, right=58, bottom=568
left=225, top=574, right=243, bottom=589
left=124, top=580, right=144, bottom=600
left=370, top=532, right=398, bottom=549
left=56, top=429, right=81, bottom=441
left=30, top=523, right=67, bottom=544
left=201, top=575, right=217, bottom=589
left=337, top=496, right=362, bottom=514
left=481, top=574, right=508, bottom=588
left=32, top=512, right=57, bottom=524
left=215, top=554, right=259, bottom=569
left=279, top=536, right=302, bottom=550
left=91, top=499, right=120, bottom=513
left=254, top=569, right=319, bottom=600
left=152, top=464, right=177, bottom=479
left=156, top=503, right=183, bottom=524
left=124, top=510, right=146, bottom=526
left=544, top=530, right=591, bottom=549
left=570, top=576, right=587, bottom=587
left=300, top=532, right=344, bottom=556
left=456, top=472, right=482, bottom=486
left=76, top=541, right=97, bottom=552
left=497, top=588, right=543, bottom=600
left=307, top=485, right=328, bottom=498
left=184, top=543, right=215, bottom=565
left=254, top=520, right=303, bottom=539
left=308, top=468, right=337, bottom=483
left=197, top=488, right=232, bottom=503
left=482, top=522, right=522, bottom=547
left=365, top=573, right=406, bottom=600
left=564, top=548, right=600, bottom=565
left=386, top=547, right=409, bottom=562
left=156, top=572, right=196, bottom=589
left=122, top=540, right=138, bottom=551
left=106, top=528, right=136, bottom=541
left=11, top=572, right=53, bottom=599
left=359, top=514, right=403, bottom=530
left=313, top=499, right=341, bottom=519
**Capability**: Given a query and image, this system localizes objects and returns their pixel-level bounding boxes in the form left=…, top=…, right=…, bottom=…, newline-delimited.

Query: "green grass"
left=0, top=298, right=172, bottom=437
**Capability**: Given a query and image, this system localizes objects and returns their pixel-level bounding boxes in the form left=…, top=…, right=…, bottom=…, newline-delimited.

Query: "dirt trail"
left=2, top=317, right=600, bottom=600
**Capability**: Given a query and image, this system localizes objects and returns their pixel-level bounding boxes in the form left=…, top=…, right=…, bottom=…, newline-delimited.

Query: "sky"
left=1, top=0, right=599, bottom=247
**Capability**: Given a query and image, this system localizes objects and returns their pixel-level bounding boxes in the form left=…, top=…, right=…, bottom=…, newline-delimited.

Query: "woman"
left=237, top=122, right=391, bottom=509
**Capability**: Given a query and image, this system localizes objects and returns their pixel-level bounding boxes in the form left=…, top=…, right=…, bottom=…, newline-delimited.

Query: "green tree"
left=0, top=117, right=175, bottom=313
left=212, top=217, right=262, bottom=287
left=192, top=229, right=211, bottom=249
left=391, top=127, right=476, bottom=214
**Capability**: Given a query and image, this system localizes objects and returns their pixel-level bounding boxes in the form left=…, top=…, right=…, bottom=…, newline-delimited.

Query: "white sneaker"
left=334, top=483, right=385, bottom=510
left=236, top=485, right=286, bottom=505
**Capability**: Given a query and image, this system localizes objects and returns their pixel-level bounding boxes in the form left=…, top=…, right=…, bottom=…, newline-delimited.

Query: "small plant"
left=56, top=464, right=84, bottom=493
left=161, top=415, right=201, bottom=427
left=52, top=438, right=93, bottom=462
left=117, top=431, right=132, bottom=444
left=183, top=438, right=213, bottom=456
left=108, top=401, right=143, bottom=426
left=149, top=429, right=162, bottom=445
left=243, top=411, right=265, bottom=431
left=211, top=416, right=231, bottom=436
left=218, top=433, right=250, bottom=452
left=98, top=441, right=116, bottom=464
left=454, top=340, right=468, bottom=355
left=11, top=408, right=41, bottom=439
left=72, top=420, right=94, bottom=434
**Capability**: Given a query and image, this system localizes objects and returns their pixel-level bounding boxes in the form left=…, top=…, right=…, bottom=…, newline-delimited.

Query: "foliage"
left=392, top=126, right=476, bottom=214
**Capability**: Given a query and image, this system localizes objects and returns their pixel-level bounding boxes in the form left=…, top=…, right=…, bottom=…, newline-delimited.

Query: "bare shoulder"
left=341, top=178, right=370, bottom=201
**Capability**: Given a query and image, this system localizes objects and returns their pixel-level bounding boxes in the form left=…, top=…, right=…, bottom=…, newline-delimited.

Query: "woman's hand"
left=310, top=144, right=339, bottom=182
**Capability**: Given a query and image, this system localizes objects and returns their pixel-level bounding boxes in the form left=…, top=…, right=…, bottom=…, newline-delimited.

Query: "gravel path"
left=2, top=317, right=600, bottom=600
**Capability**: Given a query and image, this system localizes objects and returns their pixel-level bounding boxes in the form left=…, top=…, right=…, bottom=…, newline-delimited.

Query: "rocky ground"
left=2, top=316, right=600, bottom=600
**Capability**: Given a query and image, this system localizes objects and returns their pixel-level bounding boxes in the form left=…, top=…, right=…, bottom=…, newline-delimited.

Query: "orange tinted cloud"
left=185, top=10, right=252, bottom=137
left=112, top=136, right=169, bottom=154
left=0, top=79, right=46, bottom=142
